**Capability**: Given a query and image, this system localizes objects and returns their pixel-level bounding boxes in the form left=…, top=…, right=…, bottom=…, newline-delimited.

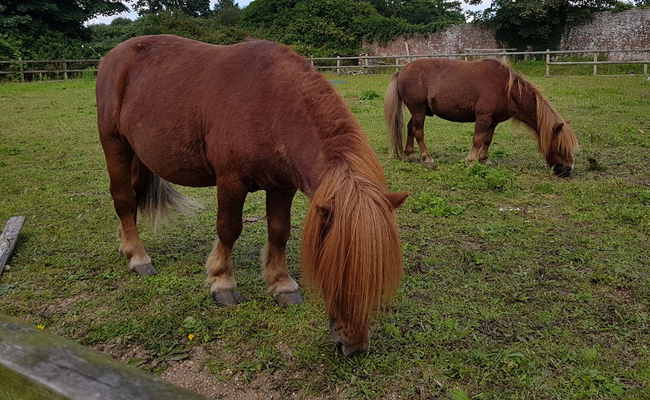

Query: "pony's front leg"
left=263, top=189, right=302, bottom=306
left=466, top=116, right=495, bottom=165
left=207, top=178, right=247, bottom=306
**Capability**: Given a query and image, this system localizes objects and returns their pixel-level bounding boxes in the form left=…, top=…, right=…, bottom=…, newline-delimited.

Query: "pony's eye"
left=319, top=219, right=332, bottom=242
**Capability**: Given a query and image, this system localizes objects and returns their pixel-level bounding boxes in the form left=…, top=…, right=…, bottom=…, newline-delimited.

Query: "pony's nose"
left=336, top=340, right=370, bottom=357
left=553, top=165, right=573, bottom=177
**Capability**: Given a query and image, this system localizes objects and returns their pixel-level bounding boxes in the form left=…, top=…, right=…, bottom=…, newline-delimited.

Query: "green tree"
left=0, top=0, right=128, bottom=58
left=362, top=0, right=464, bottom=23
left=241, top=0, right=466, bottom=56
left=132, top=0, right=211, bottom=17
left=395, top=0, right=464, bottom=25
left=213, top=0, right=241, bottom=26
left=240, top=0, right=377, bottom=57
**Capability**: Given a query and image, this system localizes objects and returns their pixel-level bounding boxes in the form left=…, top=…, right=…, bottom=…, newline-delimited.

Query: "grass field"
left=1, top=70, right=649, bottom=399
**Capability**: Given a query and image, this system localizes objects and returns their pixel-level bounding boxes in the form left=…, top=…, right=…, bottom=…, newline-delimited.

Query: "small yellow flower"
left=37, top=324, right=45, bottom=330
left=188, top=334, right=195, bottom=341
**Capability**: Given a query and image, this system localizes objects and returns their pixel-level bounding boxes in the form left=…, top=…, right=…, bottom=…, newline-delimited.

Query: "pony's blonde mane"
left=301, top=165, right=403, bottom=342
left=281, top=56, right=403, bottom=342
left=502, top=61, right=579, bottom=161
left=534, top=93, right=579, bottom=159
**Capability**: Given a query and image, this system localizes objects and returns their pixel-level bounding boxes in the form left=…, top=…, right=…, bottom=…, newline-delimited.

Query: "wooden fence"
left=309, top=48, right=650, bottom=76
left=0, top=59, right=100, bottom=82
left=1, top=48, right=649, bottom=81
left=0, top=313, right=209, bottom=399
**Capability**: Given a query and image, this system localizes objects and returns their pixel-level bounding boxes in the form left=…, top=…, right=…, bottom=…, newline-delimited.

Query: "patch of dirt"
left=93, top=342, right=311, bottom=399
left=160, top=346, right=289, bottom=400
left=39, top=293, right=92, bottom=320
left=92, top=342, right=150, bottom=364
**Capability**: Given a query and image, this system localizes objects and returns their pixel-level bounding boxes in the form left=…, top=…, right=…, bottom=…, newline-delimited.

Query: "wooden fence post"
left=593, top=52, right=598, bottom=76
left=336, top=56, right=340, bottom=74
left=0, top=216, right=25, bottom=279
left=546, top=50, right=550, bottom=77
left=644, top=51, right=648, bottom=76
left=63, top=60, right=68, bottom=80
left=19, top=57, right=24, bottom=83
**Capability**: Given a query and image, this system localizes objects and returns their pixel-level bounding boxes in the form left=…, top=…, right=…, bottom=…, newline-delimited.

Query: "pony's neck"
left=511, top=77, right=539, bottom=132
left=275, top=58, right=389, bottom=198
left=318, top=127, right=388, bottom=190
left=296, top=75, right=387, bottom=196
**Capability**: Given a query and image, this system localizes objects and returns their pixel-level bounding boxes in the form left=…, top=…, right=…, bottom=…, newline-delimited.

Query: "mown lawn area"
left=1, top=70, right=649, bottom=399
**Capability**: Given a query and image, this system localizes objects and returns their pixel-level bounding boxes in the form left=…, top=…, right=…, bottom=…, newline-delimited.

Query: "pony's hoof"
left=212, top=289, right=244, bottom=306
left=132, top=264, right=158, bottom=276
left=405, top=155, right=417, bottom=163
left=423, top=161, right=437, bottom=169
left=274, top=291, right=303, bottom=307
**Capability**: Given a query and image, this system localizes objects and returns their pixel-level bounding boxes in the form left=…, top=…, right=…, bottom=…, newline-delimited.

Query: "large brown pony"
left=384, top=58, right=579, bottom=177
left=96, top=35, right=408, bottom=357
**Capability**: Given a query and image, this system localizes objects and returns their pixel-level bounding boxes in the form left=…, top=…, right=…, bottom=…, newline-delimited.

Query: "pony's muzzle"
left=553, top=164, right=574, bottom=177
left=329, top=319, right=370, bottom=357
left=336, top=340, right=370, bottom=357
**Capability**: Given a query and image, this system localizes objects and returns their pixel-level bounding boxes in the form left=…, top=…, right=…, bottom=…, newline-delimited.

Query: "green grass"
left=1, top=72, right=649, bottom=399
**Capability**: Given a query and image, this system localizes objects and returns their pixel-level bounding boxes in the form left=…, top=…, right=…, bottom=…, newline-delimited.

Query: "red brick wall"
left=364, top=24, right=498, bottom=57
left=560, top=8, right=650, bottom=60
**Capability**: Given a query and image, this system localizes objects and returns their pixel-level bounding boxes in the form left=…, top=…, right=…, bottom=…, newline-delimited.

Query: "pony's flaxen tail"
left=384, top=71, right=405, bottom=159
left=301, top=165, right=403, bottom=343
left=138, top=175, right=202, bottom=229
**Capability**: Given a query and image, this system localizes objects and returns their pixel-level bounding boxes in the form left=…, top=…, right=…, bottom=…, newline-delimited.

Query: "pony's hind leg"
left=408, top=113, right=436, bottom=169
left=263, top=189, right=302, bottom=307
left=102, top=139, right=157, bottom=275
left=404, top=117, right=418, bottom=163
left=207, top=178, right=247, bottom=306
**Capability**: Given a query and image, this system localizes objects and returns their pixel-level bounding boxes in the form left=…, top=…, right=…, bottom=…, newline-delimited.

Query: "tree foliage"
left=0, top=0, right=128, bottom=58
left=363, top=0, right=464, bottom=24
left=240, top=0, right=377, bottom=56
left=213, top=0, right=241, bottom=26
left=3, top=0, right=647, bottom=62
left=132, top=0, right=211, bottom=17
left=89, top=10, right=249, bottom=55
left=240, top=0, right=465, bottom=56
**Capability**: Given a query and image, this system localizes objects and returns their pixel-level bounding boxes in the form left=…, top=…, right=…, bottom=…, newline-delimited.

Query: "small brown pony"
left=384, top=58, right=579, bottom=177
left=96, top=35, right=408, bottom=357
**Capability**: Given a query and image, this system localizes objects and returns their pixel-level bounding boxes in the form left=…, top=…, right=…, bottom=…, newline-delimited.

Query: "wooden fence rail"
left=1, top=48, right=649, bottom=81
left=0, top=314, right=208, bottom=400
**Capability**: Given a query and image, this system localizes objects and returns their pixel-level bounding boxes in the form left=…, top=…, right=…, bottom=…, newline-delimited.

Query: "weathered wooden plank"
left=0, top=216, right=25, bottom=277
left=0, top=314, right=209, bottom=400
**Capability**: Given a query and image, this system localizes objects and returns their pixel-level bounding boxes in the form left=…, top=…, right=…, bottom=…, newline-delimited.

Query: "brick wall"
left=560, top=8, right=650, bottom=60
left=364, top=24, right=498, bottom=57
left=364, top=8, right=649, bottom=61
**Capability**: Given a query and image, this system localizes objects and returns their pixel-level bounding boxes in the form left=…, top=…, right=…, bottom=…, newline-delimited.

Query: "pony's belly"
left=139, top=153, right=216, bottom=187
left=429, top=99, right=476, bottom=123
left=158, top=169, right=216, bottom=188
left=434, top=109, right=476, bottom=123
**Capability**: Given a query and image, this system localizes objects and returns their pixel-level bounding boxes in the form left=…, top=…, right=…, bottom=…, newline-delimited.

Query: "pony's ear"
left=386, top=191, right=409, bottom=209
left=552, top=122, right=564, bottom=135
left=565, top=119, right=572, bottom=125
